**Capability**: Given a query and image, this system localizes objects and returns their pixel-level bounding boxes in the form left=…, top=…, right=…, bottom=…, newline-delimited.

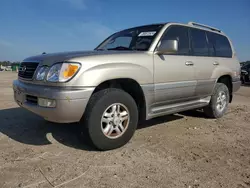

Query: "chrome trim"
left=151, top=97, right=210, bottom=113
left=188, top=22, right=222, bottom=33
left=216, top=91, right=227, bottom=112
left=21, top=60, right=41, bottom=63
left=141, top=81, right=211, bottom=120
left=148, top=97, right=210, bottom=119
left=18, top=62, right=40, bottom=81
left=155, top=80, right=196, bottom=90
left=154, top=81, right=197, bottom=105
left=101, top=103, right=130, bottom=139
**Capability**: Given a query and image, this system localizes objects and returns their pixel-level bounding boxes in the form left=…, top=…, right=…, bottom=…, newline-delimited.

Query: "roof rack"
left=188, top=22, right=222, bottom=33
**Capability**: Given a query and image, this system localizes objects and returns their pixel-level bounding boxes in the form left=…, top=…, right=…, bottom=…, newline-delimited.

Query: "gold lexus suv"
left=13, top=22, right=241, bottom=150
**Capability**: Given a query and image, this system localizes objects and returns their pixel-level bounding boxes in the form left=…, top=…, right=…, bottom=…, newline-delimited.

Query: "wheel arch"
left=92, top=78, right=147, bottom=121
left=216, top=74, right=233, bottom=103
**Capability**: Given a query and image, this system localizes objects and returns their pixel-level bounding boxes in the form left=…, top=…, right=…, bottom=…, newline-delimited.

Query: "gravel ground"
left=0, top=72, right=249, bottom=188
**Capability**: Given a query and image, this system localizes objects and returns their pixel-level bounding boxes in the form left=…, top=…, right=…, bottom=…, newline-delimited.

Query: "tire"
left=245, top=75, right=250, bottom=82
left=241, top=76, right=245, bottom=84
left=241, top=79, right=245, bottom=84
left=80, top=88, right=138, bottom=151
left=203, top=83, right=229, bottom=119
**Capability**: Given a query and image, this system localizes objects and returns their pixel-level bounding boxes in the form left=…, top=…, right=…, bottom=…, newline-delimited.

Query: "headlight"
left=36, top=66, right=48, bottom=80
left=46, top=63, right=81, bottom=82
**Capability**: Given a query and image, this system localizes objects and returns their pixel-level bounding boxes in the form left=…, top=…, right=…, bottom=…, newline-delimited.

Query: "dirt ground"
left=0, top=72, right=249, bottom=188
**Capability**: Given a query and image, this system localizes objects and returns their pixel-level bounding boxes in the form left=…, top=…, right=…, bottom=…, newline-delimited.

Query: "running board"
left=147, top=96, right=211, bottom=119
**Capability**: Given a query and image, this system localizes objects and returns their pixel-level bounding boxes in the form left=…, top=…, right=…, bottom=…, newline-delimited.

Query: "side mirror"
left=156, top=39, right=178, bottom=55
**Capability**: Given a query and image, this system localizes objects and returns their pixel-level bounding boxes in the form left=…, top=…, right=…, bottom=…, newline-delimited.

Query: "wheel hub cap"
left=216, top=91, right=227, bottom=112
left=113, top=116, right=120, bottom=125
left=101, top=103, right=130, bottom=139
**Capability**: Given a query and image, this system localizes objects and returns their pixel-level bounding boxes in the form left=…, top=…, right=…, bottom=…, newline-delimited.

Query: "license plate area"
left=14, top=88, right=24, bottom=105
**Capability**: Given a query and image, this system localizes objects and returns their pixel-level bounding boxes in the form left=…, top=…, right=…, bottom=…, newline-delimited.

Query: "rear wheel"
left=80, top=88, right=138, bottom=151
left=203, top=83, right=229, bottom=118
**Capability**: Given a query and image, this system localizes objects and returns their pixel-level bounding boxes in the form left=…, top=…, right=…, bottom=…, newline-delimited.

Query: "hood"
left=23, top=50, right=142, bottom=66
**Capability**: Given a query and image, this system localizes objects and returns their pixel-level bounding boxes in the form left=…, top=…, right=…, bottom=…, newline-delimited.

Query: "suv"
left=241, top=64, right=250, bottom=84
left=13, top=22, right=241, bottom=150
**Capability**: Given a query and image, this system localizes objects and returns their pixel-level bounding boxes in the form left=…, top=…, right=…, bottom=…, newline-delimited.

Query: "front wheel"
left=203, top=83, right=229, bottom=119
left=80, top=88, right=138, bottom=151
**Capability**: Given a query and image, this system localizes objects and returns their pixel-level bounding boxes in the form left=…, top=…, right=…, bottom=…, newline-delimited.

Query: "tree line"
left=0, top=61, right=21, bottom=66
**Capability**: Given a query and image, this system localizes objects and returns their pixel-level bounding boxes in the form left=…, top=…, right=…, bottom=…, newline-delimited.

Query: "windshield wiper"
left=107, top=46, right=132, bottom=51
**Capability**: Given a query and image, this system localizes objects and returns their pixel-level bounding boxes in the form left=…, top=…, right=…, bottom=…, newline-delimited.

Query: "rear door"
left=189, top=28, right=216, bottom=97
left=207, top=32, right=236, bottom=77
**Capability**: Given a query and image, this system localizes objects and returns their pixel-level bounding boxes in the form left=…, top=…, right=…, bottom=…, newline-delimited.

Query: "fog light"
left=38, top=98, right=56, bottom=108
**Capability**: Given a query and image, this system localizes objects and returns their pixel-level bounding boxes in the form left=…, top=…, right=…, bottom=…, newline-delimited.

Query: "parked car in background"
left=13, top=21, right=241, bottom=150
left=0, top=65, right=12, bottom=71
left=241, top=64, right=250, bottom=84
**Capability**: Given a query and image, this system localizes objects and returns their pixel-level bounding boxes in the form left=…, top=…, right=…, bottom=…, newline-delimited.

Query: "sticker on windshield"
left=138, top=31, right=156, bottom=37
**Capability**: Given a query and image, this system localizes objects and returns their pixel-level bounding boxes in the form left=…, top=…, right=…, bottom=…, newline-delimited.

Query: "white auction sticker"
left=138, top=31, right=156, bottom=37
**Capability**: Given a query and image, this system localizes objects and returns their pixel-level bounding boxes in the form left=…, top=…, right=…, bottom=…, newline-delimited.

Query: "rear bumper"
left=13, top=80, right=94, bottom=123
left=232, top=78, right=241, bottom=93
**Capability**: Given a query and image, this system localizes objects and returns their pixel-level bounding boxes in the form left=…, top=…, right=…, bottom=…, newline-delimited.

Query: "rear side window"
left=207, top=32, right=232, bottom=58
left=190, top=28, right=209, bottom=56
left=161, top=25, right=190, bottom=55
left=206, top=32, right=215, bottom=56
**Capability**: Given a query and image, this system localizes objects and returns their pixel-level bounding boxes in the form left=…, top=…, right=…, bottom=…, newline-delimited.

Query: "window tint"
left=206, top=32, right=215, bottom=56
left=207, top=32, right=232, bottom=58
left=162, top=26, right=190, bottom=55
left=103, top=36, right=132, bottom=49
left=134, top=37, right=152, bottom=51
left=190, top=28, right=209, bottom=56
left=97, top=24, right=164, bottom=51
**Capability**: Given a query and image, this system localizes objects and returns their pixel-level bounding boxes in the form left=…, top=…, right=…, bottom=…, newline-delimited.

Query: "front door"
left=153, top=25, right=196, bottom=105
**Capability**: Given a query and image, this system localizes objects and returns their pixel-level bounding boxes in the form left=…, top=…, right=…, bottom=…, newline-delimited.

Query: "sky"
left=0, top=0, right=249, bottom=62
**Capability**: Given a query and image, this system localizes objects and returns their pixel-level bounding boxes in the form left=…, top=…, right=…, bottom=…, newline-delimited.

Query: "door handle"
left=185, top=61, right=194, bottom=66
left=213, top=61, right=219, bottom=65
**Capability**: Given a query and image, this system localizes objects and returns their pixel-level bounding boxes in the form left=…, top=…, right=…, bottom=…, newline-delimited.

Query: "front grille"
left=18, top=62, right=39, bottom=80
left=26, top=95, right=38, bottom=105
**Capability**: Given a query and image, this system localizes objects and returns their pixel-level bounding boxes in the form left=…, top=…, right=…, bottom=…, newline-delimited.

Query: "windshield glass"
left=96, top=24, right=164, bottom=51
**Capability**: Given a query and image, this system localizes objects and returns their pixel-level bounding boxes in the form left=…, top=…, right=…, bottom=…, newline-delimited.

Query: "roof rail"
left=188, top=22, right=222, bottom=33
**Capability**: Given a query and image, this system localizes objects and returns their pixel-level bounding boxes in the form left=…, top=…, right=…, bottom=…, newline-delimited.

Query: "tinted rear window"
left=207, top=32, right=232, bottom=58
left=190, top=28, right=209, bottom=56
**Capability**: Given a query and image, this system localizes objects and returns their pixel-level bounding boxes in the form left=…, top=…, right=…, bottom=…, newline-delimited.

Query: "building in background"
left=0, top=64, right=20, bottom=72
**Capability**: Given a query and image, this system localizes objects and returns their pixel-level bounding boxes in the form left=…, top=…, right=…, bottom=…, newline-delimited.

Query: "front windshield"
left=96, top=24, right=164, bottom=51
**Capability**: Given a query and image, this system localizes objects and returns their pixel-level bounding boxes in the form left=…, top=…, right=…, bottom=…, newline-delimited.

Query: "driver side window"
left=161, top=25, right=190, bottom=55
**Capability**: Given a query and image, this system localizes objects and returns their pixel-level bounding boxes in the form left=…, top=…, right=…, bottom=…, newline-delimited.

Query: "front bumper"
left=13, top=80, right=94, bottom=123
